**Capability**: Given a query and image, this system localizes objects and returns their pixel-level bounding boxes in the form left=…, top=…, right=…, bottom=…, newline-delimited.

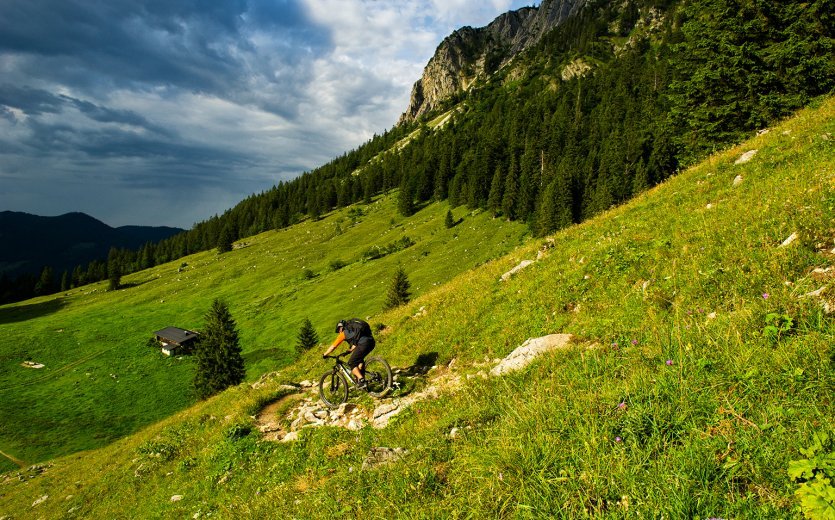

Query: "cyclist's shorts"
left=348, top=336, right=375, bottom=368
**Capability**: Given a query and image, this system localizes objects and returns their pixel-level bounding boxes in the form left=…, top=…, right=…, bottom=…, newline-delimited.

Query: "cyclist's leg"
left=348, top=337, right=375, bottom=382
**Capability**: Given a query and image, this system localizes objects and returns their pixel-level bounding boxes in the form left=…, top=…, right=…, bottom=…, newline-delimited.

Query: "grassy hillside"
left=1, top=97, right=834, bottom=518
left=0, top=197, right=529, bottom=466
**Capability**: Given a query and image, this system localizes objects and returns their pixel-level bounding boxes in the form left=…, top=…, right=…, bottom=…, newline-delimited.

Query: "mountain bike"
left=319, top=351, right=392, bottom=408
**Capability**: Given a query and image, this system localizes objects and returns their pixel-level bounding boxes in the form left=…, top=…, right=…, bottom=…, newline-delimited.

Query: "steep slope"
left=0, top=195, right=529, bottom=466
left=2, top=96, right=832, bottom=519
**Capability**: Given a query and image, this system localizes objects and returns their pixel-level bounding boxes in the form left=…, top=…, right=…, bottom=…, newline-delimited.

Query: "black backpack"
left=342, top=318, right=371, bottom=342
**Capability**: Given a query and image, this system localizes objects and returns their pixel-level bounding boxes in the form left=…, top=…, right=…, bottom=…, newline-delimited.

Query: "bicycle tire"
left=318, top=370, right=349, bottom=408
left=364, top=356, right=392, bottom=397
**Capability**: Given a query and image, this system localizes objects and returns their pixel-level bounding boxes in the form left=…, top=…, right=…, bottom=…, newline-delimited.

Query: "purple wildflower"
left=666, top=359, right=674, bottom=366
left=615, top=436, right=622, bottom=443
left=762, top=293, right=769, bottom=299
left=631, top=339, right=639, bottom=346
left=618, top=402, right=627, bottom=410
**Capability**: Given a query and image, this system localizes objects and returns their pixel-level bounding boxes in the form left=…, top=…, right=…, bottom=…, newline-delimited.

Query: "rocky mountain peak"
left=399, top=0, right=589, bottom=124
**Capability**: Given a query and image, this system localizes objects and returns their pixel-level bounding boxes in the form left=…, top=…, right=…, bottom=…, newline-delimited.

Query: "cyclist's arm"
left=323, top=331, right=346, bottom=357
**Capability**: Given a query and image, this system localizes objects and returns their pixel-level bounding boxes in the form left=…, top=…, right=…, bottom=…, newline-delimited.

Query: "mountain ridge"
left=399, top=0, right=589, bottom=123
left=0, top=210, right=183, bottom=278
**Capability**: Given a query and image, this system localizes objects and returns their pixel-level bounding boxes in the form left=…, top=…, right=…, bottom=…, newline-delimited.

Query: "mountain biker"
left=322, top=318, right=375, bottom=389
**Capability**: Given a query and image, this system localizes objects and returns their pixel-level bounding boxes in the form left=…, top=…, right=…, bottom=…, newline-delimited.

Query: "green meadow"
left=0, top=197, right=529, bottom=466
left=0, top=97, right=833, bottom=518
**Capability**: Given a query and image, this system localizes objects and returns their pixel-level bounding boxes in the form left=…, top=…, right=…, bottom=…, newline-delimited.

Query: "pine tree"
left=444, top=209, right=455, bottom=229
left=502, top=155, right=519, bottom=220
left=384, top=266, right=411, bottom=310
left=217, top=225, right=233, bottom=254
left=296, top=318, right=319, bottom=354
left=107, top=248, right=121, bottom=291
left=487, top=164, right=505, bottom=217
left=397, top=180, right=415, bottom=217
left=193, top=299, right=245, bottom=400
left=34, top=266, right=54, bottom=295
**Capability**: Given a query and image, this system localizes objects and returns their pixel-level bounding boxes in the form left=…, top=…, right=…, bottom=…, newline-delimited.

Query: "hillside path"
left=0, top=447, right=26, bottom=468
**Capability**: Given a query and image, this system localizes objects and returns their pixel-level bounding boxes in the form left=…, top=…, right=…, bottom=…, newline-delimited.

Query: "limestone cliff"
left=399, top=0, right=589, bottom=124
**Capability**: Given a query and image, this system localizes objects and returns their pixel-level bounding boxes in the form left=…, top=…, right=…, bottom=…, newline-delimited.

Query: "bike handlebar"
left=323, top=351, right=352, bottom=360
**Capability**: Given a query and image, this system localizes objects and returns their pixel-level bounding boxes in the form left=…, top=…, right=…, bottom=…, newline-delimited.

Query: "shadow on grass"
left=390, top=352, right=438, bottom=398
left=0, top=298, right=65, bottom=325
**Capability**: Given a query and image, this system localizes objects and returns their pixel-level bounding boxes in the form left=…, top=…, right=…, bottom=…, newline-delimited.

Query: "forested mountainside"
left=124, top=0, right=835, bottom=258
left=12, top=0, right=831, bottom=304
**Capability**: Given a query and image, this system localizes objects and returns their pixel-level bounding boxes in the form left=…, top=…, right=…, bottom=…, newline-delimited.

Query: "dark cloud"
left=0, top=0, right=332, bottom=108
left=0, top=85, right=65, bottom=115
left=0, top=1, right=536, bottom=228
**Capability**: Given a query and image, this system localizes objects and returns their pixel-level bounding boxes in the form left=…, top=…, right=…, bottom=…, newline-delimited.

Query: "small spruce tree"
left=193, top=299, right=245, bottom=399
left=296, top=318, right=319, bottom=354
left=385, top=266, right=411, bottom=310
left=444, top=209, right=455, bottom=229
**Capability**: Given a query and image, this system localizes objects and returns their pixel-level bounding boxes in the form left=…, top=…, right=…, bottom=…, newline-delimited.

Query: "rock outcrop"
left=399, top=0, right=589, bottom=124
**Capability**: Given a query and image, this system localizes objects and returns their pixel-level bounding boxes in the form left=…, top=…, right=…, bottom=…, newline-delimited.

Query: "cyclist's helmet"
left=335, top=320, right=345, bottom=333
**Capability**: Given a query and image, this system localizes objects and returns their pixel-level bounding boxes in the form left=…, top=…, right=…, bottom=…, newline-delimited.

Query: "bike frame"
left=328, top=351, right=358, bottom=385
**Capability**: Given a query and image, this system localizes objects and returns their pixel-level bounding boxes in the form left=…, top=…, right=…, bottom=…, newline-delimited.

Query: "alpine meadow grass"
left=0, top=97, right=833, bottom=518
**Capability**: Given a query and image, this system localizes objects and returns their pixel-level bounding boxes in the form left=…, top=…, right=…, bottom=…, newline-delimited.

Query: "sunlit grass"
left=0, top=97, right=833, bottom=518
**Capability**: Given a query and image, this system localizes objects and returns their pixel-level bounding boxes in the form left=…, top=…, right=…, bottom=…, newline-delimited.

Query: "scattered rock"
left=779, top=232, right=799, bottom=248
left=804, top=286, right=827, bottom=298
left=371, top=403, right=400, bottom=428
left=491, top=334, right=574, bottom=376
left=449, top=427, right=460, bottom=439
left=171, top=495, right=183, bottom=502
left=32, top=495, right=48, bottom=507
left=706, top=203, right=713, bottom=209
left=362, top=447, right=408, bottom=470
left=733, top=175, right=743, bottom=186
left=734, top=149, right=758, bottom=164
left=536, top=238, right=556, bottom=260
left=21, top=361, right=45, bottom=369
left=281, top=431, right=299, bottom=442
left=413, top=306, right=427, bottom=318
left=501, top=260, right=534, bottom=281
left=757, top=129, right=770, bottom=136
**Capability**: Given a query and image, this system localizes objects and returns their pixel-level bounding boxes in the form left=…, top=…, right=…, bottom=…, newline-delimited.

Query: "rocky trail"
left=254, top=334, right=575, bottom=444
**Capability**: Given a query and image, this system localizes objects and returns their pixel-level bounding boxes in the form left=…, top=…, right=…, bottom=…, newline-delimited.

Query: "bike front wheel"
left=319, top=370, right=349, bottom=408
left=364, top=356, right=392, bottom=397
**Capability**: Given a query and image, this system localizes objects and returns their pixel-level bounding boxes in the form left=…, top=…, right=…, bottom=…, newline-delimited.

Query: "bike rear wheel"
left=364, top=356, right=392, bottom=397
left=319, top=370, right=349, bottom=408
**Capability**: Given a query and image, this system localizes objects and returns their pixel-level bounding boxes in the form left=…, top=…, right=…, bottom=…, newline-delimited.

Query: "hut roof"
left=154, top=326, right=199, bottom=345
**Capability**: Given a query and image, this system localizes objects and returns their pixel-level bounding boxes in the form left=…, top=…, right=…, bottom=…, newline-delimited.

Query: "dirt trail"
left=0, top=448, right=26, bottom=468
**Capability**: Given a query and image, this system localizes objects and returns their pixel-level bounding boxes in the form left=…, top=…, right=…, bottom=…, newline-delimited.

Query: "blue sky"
left=0, top=0, right=537, bottom=228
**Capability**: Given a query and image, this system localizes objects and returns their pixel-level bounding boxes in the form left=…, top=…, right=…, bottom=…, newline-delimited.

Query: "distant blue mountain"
left=0, top=211, right=184, bottom=277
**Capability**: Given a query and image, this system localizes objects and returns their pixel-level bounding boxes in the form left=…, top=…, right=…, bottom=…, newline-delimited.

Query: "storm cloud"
left=0, top=0, right=536, bottom=227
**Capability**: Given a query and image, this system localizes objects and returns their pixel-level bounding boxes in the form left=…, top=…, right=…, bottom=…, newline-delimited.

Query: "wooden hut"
left=153, top=326, right=199, bottom=356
